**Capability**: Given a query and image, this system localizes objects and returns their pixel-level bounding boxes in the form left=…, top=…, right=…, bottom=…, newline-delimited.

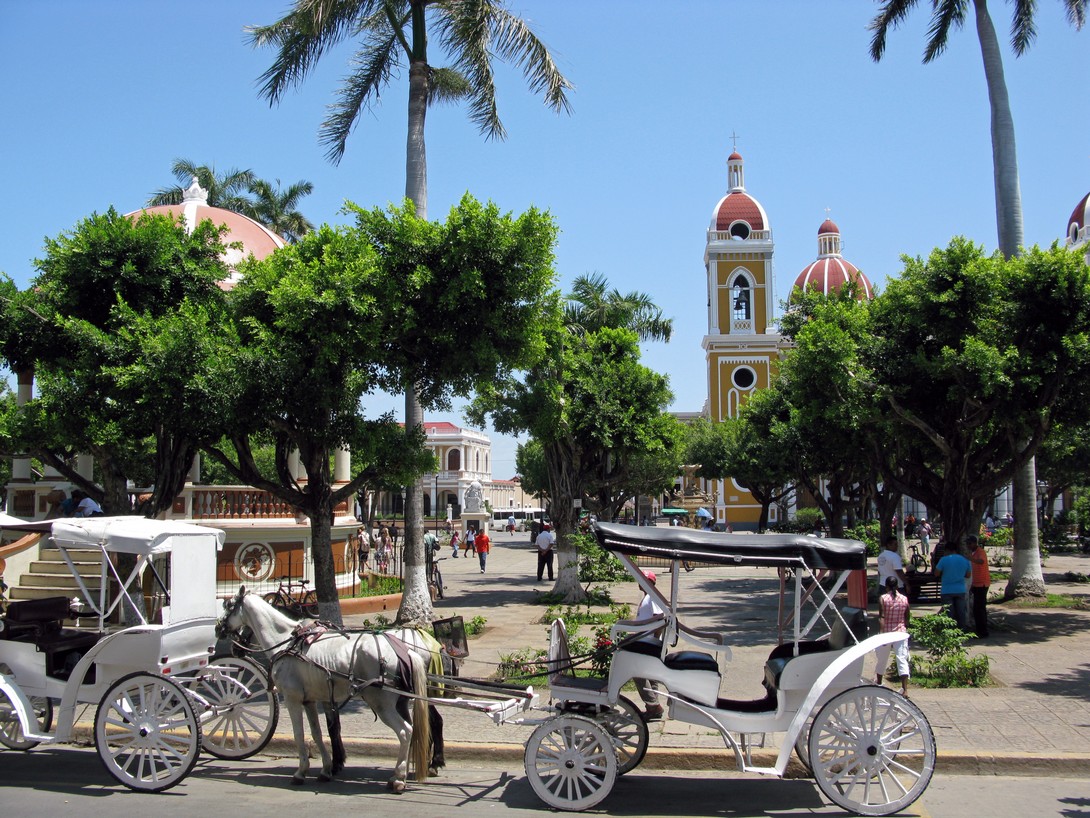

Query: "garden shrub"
left=906, top=612, right=990, bottom=687
left=845, top=521, right=881, bottom=557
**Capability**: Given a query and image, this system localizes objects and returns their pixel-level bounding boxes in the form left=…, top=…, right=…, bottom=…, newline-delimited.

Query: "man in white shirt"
left=535, top=523, right=556, bottom=581
left=71, top=489, right=104, bottom=517
left=877, top=536, right=907, bottom=589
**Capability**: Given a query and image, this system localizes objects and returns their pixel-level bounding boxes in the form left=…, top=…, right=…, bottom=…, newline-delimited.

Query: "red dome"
left=728, top=151, right=743, bottom=161
left=818, top=218, right=840, bottom=235
left=793, top=258, right=873, bottom=300
left=713, top=192, right=767, bottom=232
left=1068, top=192, right=1090, bottom=245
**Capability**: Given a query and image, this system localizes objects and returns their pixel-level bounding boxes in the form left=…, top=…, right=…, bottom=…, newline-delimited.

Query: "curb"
left=264, top=735, right=1090, bottom=778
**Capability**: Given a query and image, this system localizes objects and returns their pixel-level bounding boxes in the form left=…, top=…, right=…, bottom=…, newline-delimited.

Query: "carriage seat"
left=619, top=639, right=719, bottom=673
left=763, top=607, right=869, bottom=689
left=1, top=596, right=101, bottom=681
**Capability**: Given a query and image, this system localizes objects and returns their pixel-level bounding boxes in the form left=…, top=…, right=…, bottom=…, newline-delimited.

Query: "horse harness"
left=274, top=621, right=420, bottom=712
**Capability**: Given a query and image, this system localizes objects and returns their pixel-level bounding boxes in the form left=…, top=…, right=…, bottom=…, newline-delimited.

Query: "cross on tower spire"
left=730, top=131, right=740, bottom=151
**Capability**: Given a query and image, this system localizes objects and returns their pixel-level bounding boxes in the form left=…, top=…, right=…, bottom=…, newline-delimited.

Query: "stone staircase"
left=8, top=544, right=105, bottom=605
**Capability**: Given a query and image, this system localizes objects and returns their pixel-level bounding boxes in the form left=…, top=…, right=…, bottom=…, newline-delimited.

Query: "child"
left=874, top=576, right=912, bottom=697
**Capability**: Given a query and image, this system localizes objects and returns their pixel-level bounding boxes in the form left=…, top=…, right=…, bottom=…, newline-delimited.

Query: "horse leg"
left=428, top=705, right=446, bottom=775
left=368, top=690, right=412, bottom=793
left=285, top=699, right=310, bottom=785
left=325, top=707, right=346, bottom=775
left=303, top=701, right=334, bottom=782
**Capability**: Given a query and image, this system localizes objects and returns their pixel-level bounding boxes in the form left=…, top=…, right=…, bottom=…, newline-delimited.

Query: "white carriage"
left=522, top=522, right=935, bottom=815
left=0, top=517, right=279, bottom=792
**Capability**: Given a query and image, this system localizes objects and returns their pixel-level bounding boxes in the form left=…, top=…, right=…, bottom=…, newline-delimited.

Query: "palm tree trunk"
left=974, top=0, right=1043, bottom=597
left=394, top=8, right=432, bottom=627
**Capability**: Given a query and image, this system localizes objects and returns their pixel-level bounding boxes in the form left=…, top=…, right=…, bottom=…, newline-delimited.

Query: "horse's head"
left=215, top=586, right=249, bottom=639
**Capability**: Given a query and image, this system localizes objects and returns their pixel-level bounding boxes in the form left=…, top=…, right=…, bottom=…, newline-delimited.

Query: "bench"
left=1, top=595, right=102, bottom=681
left=764, top=606, right=869, bottom=690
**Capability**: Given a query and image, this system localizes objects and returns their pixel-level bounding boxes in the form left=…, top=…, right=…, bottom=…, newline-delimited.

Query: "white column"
left=11, top=370, right=33, bottom=481
left=188, top=453, right=201, bottom=483
left=334, top=446, right=350, bottom=483
left=288, top=449, right=301, bottom=482
left=76, top=454, right=94, bottom=481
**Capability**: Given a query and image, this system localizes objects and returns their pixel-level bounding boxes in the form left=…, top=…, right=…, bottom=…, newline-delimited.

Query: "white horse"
left=216, top=587, right=444, bottom=792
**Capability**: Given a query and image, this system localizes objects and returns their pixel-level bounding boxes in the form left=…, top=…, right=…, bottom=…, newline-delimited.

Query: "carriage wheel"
left=95, top=671, right=202, bottom=792
left=0, top=690, right=52, bottom=750
left=189, top=657, right=279, bottom=759
left=524, top=715, right=618, bottom=811
left=595, top=696, right=649, bottom=775
left=807, top=685, right=935, bottom=816
left=793, top=716, right=814, bottom=776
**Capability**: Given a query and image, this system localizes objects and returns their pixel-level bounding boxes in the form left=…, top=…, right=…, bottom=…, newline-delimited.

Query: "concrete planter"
left=340, top=593, right=402, bottom=616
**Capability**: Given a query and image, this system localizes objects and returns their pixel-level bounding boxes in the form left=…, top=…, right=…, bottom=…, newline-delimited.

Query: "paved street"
left=3, top=744, right=1090, bottom=817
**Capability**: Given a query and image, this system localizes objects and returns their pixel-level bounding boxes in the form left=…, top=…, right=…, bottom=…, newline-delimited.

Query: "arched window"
left=729, top=220, right=750, bottom=240
left=731, top=275, right=751, bottom=321
left=448, top=449, right=461, bottom=471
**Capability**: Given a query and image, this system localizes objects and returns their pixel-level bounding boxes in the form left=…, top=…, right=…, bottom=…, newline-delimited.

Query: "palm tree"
left=248, top=178, right=315, bottom=243
left=147, top=159, right=258, bottom=217
left=869, top=0, right=1086, bottom=597
left=248, top=0, right=572, bottom=625
left=565, top=273, right=674, bottom=342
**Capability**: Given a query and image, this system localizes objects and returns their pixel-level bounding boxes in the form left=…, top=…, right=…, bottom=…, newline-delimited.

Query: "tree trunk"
left=1007, top=449, right=1046, bottom=597
left=396, top=388, right=432, bottom=627
left=975, top=0, right=1042, bottom=597
left=545, top=443, right=586, bottom=603
left=309, top=498, right=343, bottom=626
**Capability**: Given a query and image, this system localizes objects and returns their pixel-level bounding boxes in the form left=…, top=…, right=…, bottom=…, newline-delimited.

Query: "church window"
left=729, top=221, right=750, bottom=240
left=731, top=276, right=751, bottom=320
left=448, top=449, right=461, bottom=471
left=732, top=366, right=756, bottom=390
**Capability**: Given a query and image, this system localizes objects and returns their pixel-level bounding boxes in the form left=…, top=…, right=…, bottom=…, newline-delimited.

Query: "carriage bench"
left=0, top=595, right=102, bottom=680
left=618, top=639, right=720, bottom=673
left=764, top=606, right=869, bottom=690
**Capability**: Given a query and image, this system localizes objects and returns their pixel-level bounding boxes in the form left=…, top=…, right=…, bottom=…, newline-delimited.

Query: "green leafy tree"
left=869, top=0, right=1087, bottom=595
left=0, top=209, right=237, bottom=621
left=472, top=325, right=675, bottom=602
left=249, top=0, right=572, bottom=622
left=863, top=239, right=1090, bottom=554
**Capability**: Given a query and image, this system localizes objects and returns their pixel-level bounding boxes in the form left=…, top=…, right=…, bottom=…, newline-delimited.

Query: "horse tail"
left=409, top=650, right=431, bottom=782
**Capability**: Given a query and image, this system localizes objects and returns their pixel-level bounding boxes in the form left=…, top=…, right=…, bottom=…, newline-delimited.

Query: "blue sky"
left=2, top=2, right=1087, bottom=476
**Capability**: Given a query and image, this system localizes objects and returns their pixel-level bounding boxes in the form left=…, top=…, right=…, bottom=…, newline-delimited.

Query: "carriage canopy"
left=593, top=522, right=866, bottom=572
left=48, top=516, right=226, bottom=556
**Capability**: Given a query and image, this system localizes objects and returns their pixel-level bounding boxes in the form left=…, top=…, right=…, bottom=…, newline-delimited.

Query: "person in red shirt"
left=874, top=577, right=912, bottom=697
left=967, top=535, right=991, bottom=638
left=474, top=527, right=491, bottom=573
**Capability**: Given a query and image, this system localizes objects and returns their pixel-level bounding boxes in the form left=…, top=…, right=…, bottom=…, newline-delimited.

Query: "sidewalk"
left=328, top=529, right=1090, bottom=775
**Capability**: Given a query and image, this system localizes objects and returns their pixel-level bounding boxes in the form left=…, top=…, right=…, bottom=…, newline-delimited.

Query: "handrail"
left=0, top=532, right=42, bottom=563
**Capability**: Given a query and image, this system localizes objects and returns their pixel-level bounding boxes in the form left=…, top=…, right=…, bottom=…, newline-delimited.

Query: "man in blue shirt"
left=934, top=541, right=972, bottom=631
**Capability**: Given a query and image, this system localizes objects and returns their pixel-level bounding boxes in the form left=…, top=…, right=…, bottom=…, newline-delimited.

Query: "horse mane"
left=240, top=591, right=300, bottom=648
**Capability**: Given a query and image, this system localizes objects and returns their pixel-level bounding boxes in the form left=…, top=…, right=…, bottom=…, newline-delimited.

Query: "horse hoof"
left=387, top=780, right=406, bottom=794
left=317, top=772, right=332, bottom=783
left=428, top=766, right=439, bottom=777
left=291, top=776, right=306, bottom=786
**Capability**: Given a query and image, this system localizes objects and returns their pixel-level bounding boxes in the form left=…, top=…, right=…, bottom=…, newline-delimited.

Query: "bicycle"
left=262, top=576, right=319, bottom=619
left=907, top=544, right=929, bottom=573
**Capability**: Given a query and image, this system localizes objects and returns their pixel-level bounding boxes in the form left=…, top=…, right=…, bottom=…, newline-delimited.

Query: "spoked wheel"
left=189, top=657, right=279, bottom=759
left=95, top=671, right=202, bottom=792
left=525, top=715, right=618, bottom=811
left=300, top=591, right=319, bottom=618
left=807, top=685, right=936, bottom=816
left=793, top=715, right=814, bottom=776
left=431, top=567, right=444, bottom=600
left=0, top=690, right=52, bottom=750
left=595, top=696, right=649, bottom=775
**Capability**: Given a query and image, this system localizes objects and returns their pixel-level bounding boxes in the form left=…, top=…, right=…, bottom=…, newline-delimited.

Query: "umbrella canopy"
left=695, top=507, right=713, bottom=518
left=660, top=508, right=688, bottom=515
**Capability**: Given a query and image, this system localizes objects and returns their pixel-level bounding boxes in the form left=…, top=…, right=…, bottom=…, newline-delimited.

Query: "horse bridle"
left=215, top=586, right=248, bottom=640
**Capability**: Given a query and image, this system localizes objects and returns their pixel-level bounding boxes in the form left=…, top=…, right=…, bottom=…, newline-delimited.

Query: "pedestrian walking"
left=357, top=526, right=370, bottom=571
left=463, top=527, right=476, bottom=556
left=874, top=577, right=912, bottom=697
left=917, top=518, right=932, bottom=551
left=475, top=527, right=491, bottom=572
left=450, top=529, right=460, bottom=558
left=968, top=535, right=991, bottom=637
left=375, top=526, right=392, bottom=574
left=535, top=522, right=556, bottom=581
left=876, top=536, right=907, bottom=590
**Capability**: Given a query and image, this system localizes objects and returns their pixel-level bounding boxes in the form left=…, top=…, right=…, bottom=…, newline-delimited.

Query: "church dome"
left=126, top=177, right=286, bottom=288
left=1067, top=191, right=1090, bottom=247
left=792, top=219, right=873, bottom=301
left=709, top=151, right=770, bottom=239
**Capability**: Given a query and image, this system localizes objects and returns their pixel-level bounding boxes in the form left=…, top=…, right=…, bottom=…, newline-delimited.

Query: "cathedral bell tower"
left=702, top=150, right=781, bottom=528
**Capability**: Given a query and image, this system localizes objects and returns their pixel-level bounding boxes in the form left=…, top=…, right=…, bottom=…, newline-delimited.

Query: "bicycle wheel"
left=431, top=567, right=444, bottom=600
left=300, top=590, right=319, bottom=618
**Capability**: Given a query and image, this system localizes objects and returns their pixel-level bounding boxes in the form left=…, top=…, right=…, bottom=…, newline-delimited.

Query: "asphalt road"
left=3, top=745, right=1090, bottom=818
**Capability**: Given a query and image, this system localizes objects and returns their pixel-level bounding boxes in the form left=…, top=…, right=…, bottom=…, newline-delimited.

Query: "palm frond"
left=1063, top=0, right=1088, bottom=28
left=1010, top=0, right=1039, bottom=54
left=247, top=0, right=386, bottom=105
left=427, top=67, right=473, bottom=105
left=319, top=28, right=401, bottom=163
left=868, top=0, right=923, bottom=60
left=923, top=0, right=968, bottom=63
left=488, top=5, right=573, bottom=115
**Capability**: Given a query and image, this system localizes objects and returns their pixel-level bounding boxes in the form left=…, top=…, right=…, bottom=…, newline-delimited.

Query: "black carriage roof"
left=593, top=522, right=867, bottom=571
